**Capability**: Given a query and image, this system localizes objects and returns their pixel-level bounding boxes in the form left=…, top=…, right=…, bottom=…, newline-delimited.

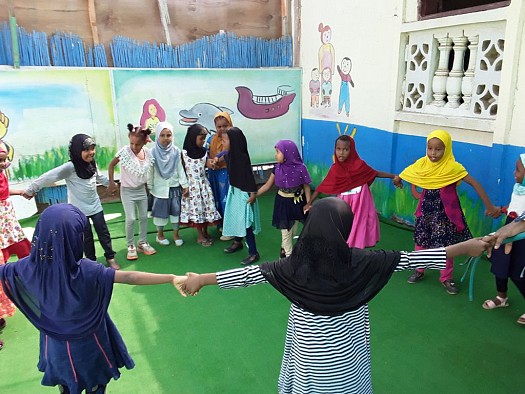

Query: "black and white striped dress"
left=216, top=248, right=447, bottom=394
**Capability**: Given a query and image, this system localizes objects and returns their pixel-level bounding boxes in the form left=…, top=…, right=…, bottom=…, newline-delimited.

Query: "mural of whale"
left=179, top=102, right=233, bottom=133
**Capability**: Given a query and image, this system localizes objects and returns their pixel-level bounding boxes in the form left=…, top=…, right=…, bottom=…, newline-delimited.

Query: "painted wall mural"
left=311, top=22, right=355, bottom=120
left=0, top=67, right=301, bottom=182
left=113, top=68, right=301, bottom=164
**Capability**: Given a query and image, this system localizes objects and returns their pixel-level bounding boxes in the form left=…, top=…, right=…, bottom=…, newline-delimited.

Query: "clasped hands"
left=173, top=272, right=203, bottom=297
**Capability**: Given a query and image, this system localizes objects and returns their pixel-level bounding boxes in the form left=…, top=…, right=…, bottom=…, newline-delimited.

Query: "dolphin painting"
left=178, top=103, right=233, bottom=134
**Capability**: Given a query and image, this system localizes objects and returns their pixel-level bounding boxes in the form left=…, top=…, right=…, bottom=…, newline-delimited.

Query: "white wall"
left=300, top=0, right=525, bottom=149
left=300, top=0, right=402, bottom=131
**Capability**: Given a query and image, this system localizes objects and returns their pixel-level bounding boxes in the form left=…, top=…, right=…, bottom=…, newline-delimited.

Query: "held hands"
left=247, top=193, right=257, bottom=205
left=21, top=190, right=34, bottom=200
left=182, top=187, right=189, bottom=197
left=182, top=272, right=202, bottom=296
left=173, top=275, right=189, bottom=297
left=107, top=181, right=118, bottom=195
left=303, top=202, right=312, bottom=213
left=392, top=176, right=403, bottom=189
left=485, top=205, right=502, bottom=219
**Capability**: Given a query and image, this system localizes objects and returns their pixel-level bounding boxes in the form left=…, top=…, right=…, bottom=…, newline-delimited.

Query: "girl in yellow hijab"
left=393, top=130, right=500, bottom=294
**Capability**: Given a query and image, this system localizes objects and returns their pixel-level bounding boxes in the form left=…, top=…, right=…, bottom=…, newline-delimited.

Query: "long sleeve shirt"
left=26, top=162, right=108, bottom=217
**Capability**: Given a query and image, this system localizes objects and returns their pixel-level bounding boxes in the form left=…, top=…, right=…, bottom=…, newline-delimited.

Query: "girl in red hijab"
left=304, top=135, right=397, bottom=248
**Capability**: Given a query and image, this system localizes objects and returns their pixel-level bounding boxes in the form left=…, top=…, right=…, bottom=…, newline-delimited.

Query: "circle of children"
left=0, top=118, right=523, bottom=393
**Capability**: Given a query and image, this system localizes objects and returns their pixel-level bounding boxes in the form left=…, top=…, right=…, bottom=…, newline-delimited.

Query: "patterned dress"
left=414, top=188, right=472, bottom=248
left=0, top=252, right=15, bottom=319
left=180, top=151, right=221, bottom=225
left=217, top=248, right=447, bottom=394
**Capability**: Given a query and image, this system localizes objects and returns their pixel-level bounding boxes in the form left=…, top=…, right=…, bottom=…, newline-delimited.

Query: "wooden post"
left=88, top=0, right=100, bottom=45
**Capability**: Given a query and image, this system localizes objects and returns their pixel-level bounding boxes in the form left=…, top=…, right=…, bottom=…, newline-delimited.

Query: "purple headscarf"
left=0, top=204, right=115, bottom=340
left=274, top=140, right=312, bottom=189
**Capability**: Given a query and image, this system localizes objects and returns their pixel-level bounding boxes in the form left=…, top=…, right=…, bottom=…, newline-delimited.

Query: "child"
left=257, top=140, right=312, bottom=258
left=221, top=127, right=261, bottom=265
left=0, top=142, right=31, bottom=263
left=181, top=197, right=491, bottom=393
left=304, top=135, right=397, bottom=249
left=337, top=57, right=354, bottom=117
left=180, top=124, right=221, bottom=246
left=482, top=153, right=525, bottom=324
left=0, top=252, right=12, bottom=350
left=393, top=129, right=501, bottom=294
left=149, top=122, right=189, bottom=247
left=309, top=68, right=321, bottom=108
left=208, top=112, right=233, bottom=241
left=108, top=124, right=155, bottom=261
left=23, top=134, right=120, bottom=270
left=0, top=142, right=31, bottom=350
left=0, top=203, right=187, bottom=393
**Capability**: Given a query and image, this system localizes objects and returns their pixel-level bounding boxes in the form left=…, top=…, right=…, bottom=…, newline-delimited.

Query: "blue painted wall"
left=301, top=118, right=523, bottom=235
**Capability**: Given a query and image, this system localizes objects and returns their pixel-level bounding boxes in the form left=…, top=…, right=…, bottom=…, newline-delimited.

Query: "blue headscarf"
left=151, top=122, right=180, bottom=180
left=0, top=204, right=115, bottom=340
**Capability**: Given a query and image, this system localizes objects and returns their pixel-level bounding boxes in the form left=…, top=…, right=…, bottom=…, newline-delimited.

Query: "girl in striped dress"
left=182, top=198, right=491, bottom=393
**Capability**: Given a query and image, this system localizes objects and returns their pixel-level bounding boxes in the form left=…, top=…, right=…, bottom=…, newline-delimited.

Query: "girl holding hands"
left=180, top=124, right=221, bottom=246
left=394, top=129, right=500, bottom=294
left=304, top=135, right=397, bottom=248
left=108, top=124, right=155, bottom=261
left=149, top=122, right=189, bottom=247
left=257, top=140, right=311, bottom=257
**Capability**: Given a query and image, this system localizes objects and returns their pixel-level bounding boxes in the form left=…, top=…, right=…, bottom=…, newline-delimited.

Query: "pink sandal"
left=517, top=314, right=525, bottom=325
left=482, top=296, right=509, bottom=309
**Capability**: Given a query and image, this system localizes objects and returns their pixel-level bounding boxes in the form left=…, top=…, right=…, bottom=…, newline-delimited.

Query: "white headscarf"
left=151, top=122, right=180, bottom=180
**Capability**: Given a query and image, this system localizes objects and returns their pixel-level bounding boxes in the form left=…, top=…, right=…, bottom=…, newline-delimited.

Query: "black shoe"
left=280, top=248, right=286, bottom=258
left=241, top=253, right=260, bottom=265
left=224, top=241, right=243, bottom=254
left=0, top=318, right=6, bottom=331
left=407, top=271, right=424, bottom=283
left=442, top=279, right=459, bottom=295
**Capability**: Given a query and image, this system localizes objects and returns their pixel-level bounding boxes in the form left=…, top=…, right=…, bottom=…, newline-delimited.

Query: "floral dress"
left=0, top=251, right=15, bottom=319
left=180, top=151, right=221, bottom=225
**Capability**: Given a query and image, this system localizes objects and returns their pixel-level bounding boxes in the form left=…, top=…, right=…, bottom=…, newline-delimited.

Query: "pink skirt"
left=338, top=183, right=379, bottom=248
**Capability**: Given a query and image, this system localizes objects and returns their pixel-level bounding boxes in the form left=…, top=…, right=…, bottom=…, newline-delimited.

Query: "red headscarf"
left=316, top=137, right=377, bottom=194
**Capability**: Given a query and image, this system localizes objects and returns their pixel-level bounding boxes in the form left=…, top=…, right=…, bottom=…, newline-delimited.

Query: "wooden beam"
left=87, top=0, right=99, bottom=45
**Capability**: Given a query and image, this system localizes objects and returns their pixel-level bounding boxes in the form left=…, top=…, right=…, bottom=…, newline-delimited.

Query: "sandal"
left=197, top=239, right=213, bottom=247
left=482, top=296, right=509, bottom=309
left=0, top=339, right=3, bottom=350
left=517, top=314, right=525, bottom=325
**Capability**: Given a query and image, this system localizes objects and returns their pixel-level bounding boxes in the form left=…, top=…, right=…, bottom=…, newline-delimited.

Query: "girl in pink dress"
left=304, top=135, right=397, bottom=248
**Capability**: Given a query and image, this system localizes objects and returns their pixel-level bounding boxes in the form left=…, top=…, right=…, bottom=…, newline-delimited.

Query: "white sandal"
left=517, top=314, right=525, bottom=325
left=482, top=296, right=509, bottom=309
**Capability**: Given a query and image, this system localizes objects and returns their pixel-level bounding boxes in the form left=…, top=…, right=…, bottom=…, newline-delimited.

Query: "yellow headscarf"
left=399, top=129, right=468, bottom=189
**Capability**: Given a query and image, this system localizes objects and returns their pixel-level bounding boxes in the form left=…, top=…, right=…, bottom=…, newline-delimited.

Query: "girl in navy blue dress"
left=483, top=153, right=525, bottom=325
left=257, top=140, right=311, bottom=258
left=0, top=204, right=187, bottom=394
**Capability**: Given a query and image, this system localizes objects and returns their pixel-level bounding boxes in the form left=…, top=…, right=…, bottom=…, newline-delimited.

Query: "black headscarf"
left=226, top=127, right=257, bottom=193
left=260, top=197, right=400, bottom=316
left=69, top=133, right=97, bottom=179
left=183, top=124, right=207, bottom=159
